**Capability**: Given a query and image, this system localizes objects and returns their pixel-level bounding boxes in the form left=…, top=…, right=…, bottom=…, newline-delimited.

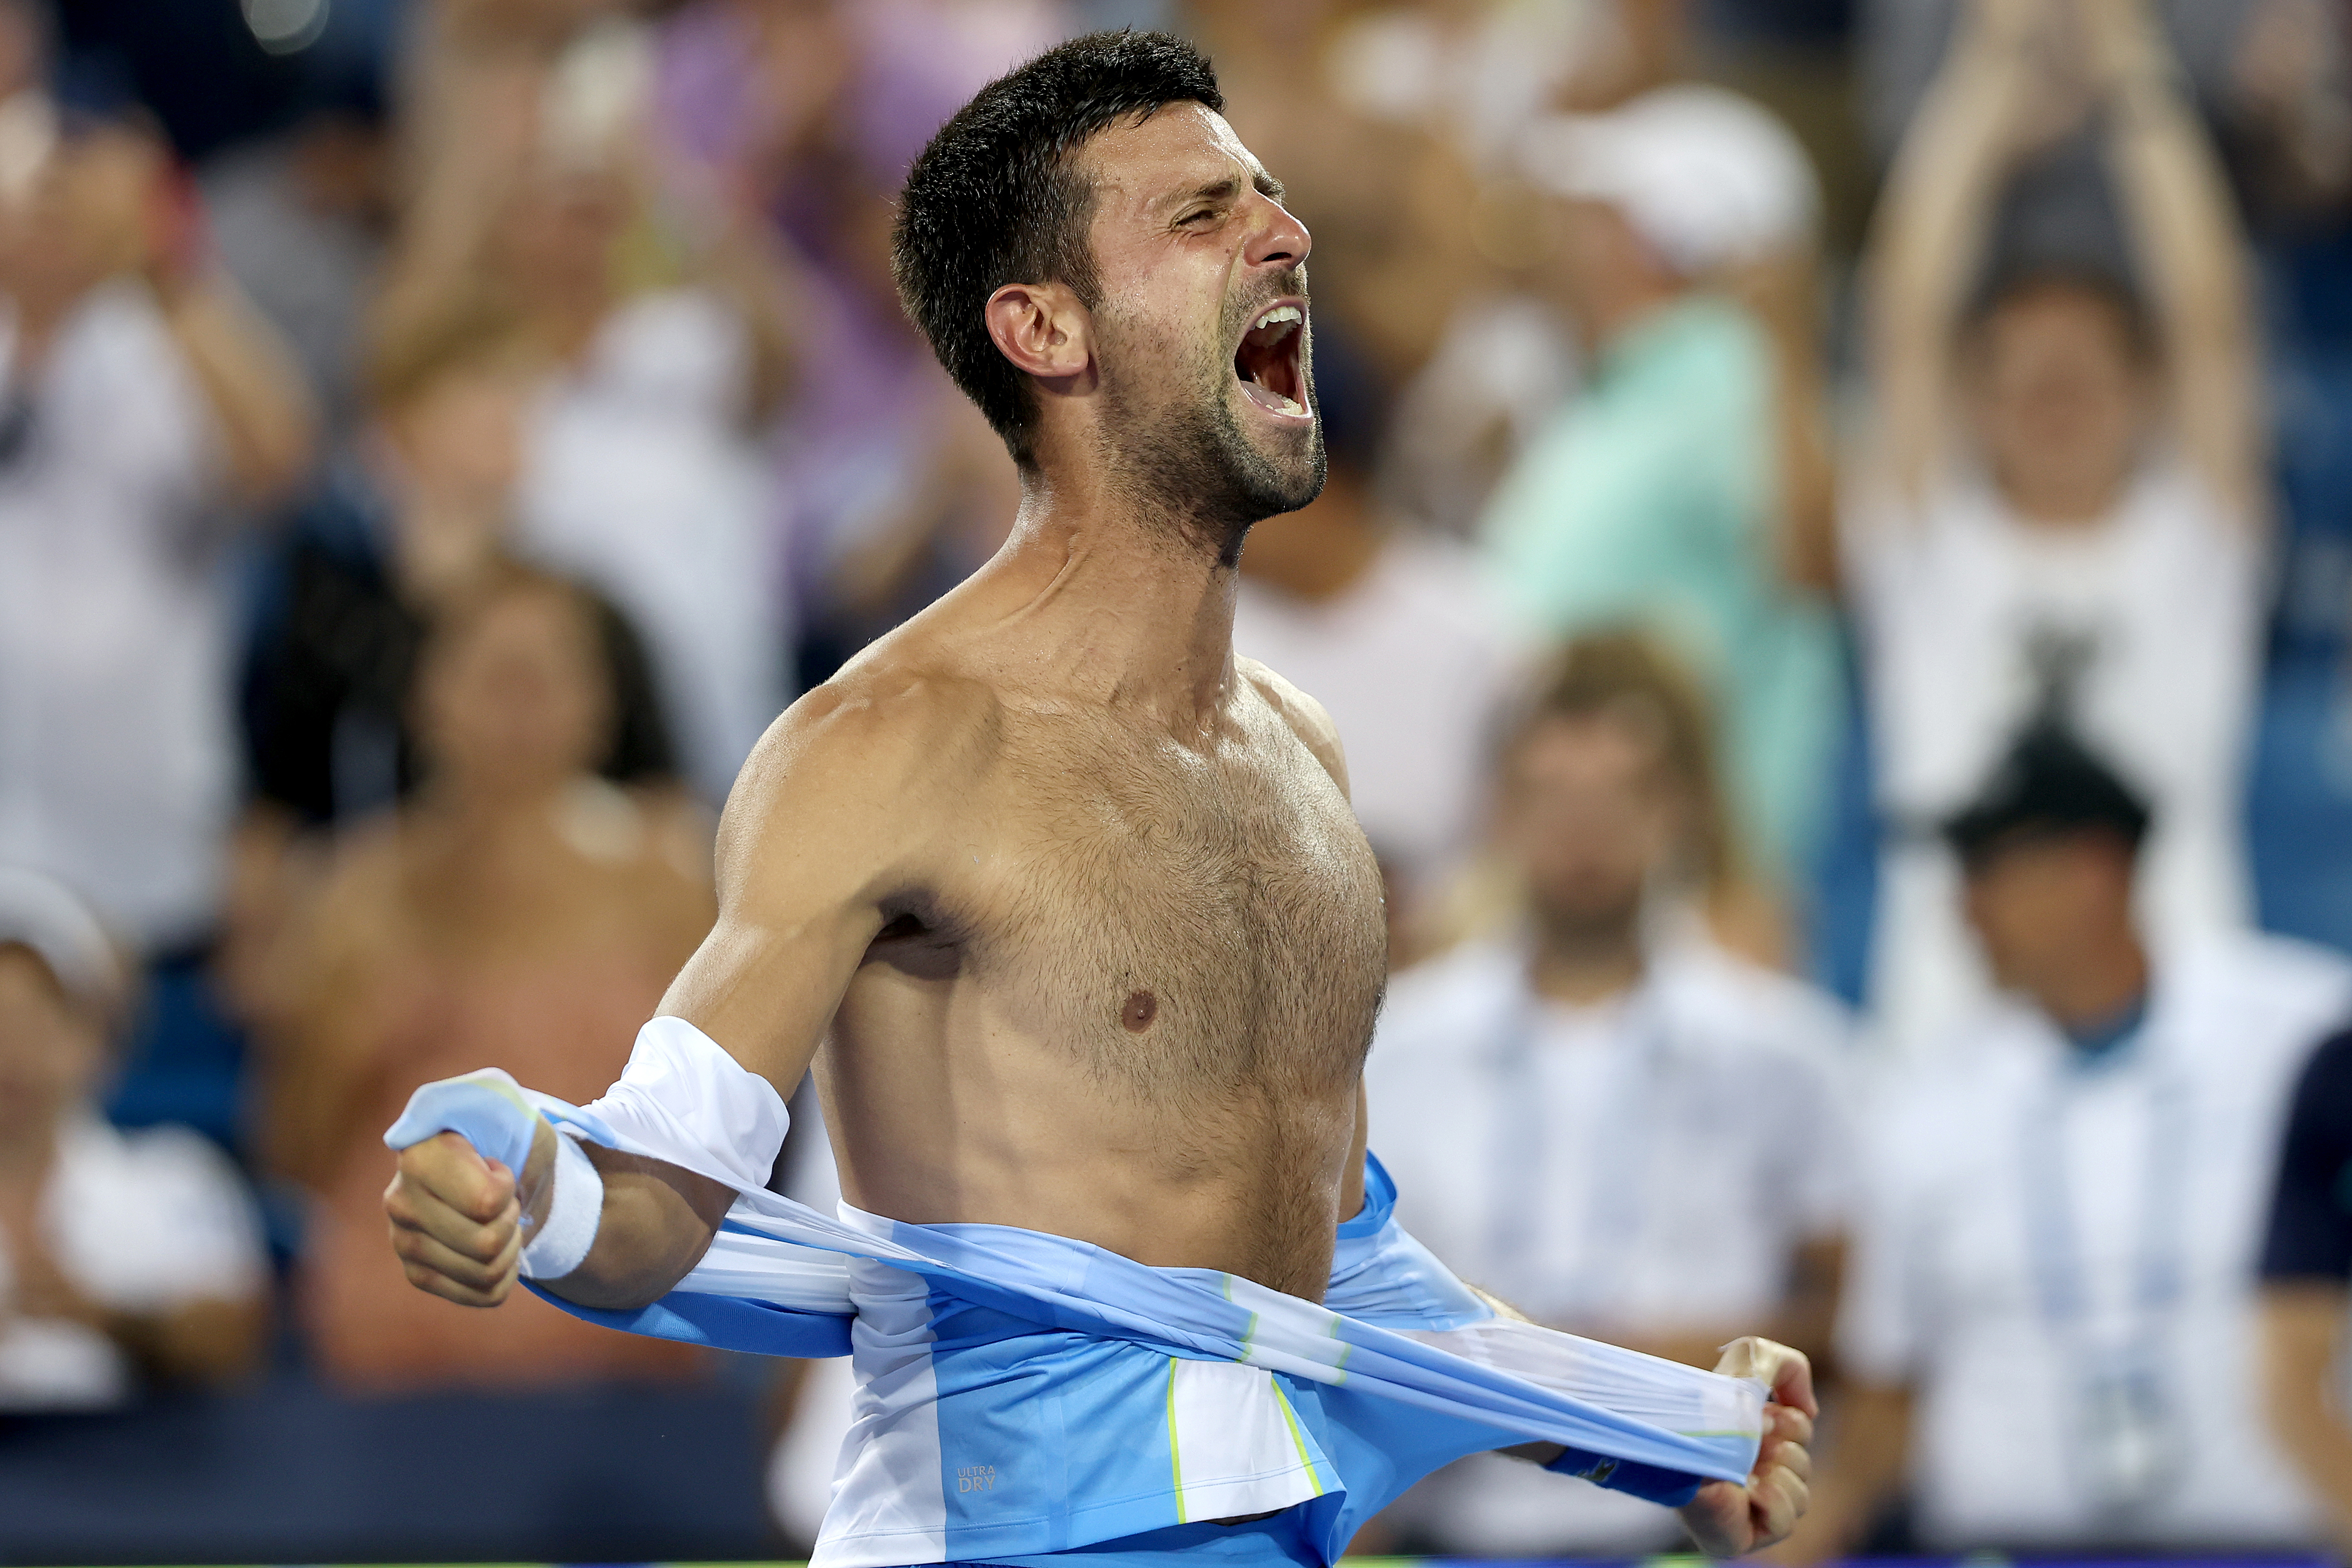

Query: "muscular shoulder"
left=1238, top=656, right=1350, bottom=797
left=715, top=656, right=1005, bottom=892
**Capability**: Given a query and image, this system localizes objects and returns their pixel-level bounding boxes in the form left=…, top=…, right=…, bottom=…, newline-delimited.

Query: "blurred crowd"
left=5, top=0, right=2352, bottom=1558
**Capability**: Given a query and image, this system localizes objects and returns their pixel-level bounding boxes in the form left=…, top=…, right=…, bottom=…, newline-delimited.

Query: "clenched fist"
left=1677, top=1337, right=1817, bottom=1557
left=384, top=1120, right=554, bottom=1307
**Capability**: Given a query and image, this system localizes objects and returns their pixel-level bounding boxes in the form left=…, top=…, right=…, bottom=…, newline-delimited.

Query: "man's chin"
left=1231, top=411, right=1327, bottom=518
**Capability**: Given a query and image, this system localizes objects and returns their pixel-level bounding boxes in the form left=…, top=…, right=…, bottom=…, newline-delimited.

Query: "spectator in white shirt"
left=1234, top=343, right=1523, bottom=961
left=0, top=99, right=316, bottom=953
left=375, top=11, right=797, bottom=802
left=1846, top=0, right=2267, bottom=1055
left=1791, top=718, right=2352, bottom=1558
left=1367, top=632, right=1855, bottom=1556
left=0, top=869, right=268, bottom=1411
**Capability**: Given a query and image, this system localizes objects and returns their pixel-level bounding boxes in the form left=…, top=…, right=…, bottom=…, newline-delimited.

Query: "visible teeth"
left=1273, top=393, right=1305, bottom=415
left=1252, top=304, right=1303, bottom=331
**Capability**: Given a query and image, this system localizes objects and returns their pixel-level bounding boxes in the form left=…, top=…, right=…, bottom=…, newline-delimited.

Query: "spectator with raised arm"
left=1846, top=0, right=2267, bottom=1053
left=375, top=5, right=794, bottom=801
left=0, top=95, right=316, bottom=963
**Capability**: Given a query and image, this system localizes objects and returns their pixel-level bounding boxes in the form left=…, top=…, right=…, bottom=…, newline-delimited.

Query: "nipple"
left=1121, top=990, right=1158, bottom=1032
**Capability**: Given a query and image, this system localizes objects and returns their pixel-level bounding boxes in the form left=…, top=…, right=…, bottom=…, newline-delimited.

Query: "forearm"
left=2274, top=1380, right=2352, bottom=1547
left=1866, top=37, right=2025, bottom=494
left=538, top=1143, right=734, bottom=1311
left=161, top=278, right=317, bottom=505
left=2096, top=18, right=2261, bottom=510
left=374, top=15, right=543, bottom=345
left=700, top=221, right=801, bottom=427
left=2099, top=21, right=2248, bottom=333
left=1734, top=251, right=1840, bottom=594
left=1768, top=1236, right=1846, bottom=1372
left=2262, top=1285, right=2352, bottom=1544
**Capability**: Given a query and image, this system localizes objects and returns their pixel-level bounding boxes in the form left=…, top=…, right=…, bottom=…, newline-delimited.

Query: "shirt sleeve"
left=2259, top=1029, right=2352, bottom=1283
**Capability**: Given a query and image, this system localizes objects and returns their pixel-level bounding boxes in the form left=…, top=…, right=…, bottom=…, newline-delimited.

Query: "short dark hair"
left=892, top=31, right=1223, bottom=465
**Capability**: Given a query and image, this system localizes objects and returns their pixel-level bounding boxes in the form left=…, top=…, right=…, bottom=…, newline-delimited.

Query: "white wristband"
left=519, top=1128, right=603, bottom=1281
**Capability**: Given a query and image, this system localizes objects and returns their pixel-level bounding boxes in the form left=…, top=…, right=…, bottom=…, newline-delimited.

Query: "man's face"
left=1499, top=714, right=1682, bottom=934
left=1959, top=829, right=2135, bottom=999
left=1071, top=103, right=1323, bottom=545
left=1967, top=285, right=2152, bottom=514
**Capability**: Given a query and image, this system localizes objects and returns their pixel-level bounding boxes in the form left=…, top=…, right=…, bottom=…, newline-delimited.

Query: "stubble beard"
left=1097, top=285, right=1327, bottom=567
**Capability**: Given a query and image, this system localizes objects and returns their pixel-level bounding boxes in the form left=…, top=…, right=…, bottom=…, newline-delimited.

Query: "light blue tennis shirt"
left=386, top=1047, right=1770, bottom=1566
left=1479, top=294, right=1840, bottom=875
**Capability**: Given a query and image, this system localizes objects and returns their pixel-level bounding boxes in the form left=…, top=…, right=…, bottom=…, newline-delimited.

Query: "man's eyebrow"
left=1164, top=169, right=1286, bottom=211
left=1166, top=174, right=1240, bottom=211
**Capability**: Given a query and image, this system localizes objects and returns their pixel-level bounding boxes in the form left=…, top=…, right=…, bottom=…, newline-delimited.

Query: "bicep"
left=655, top=901, right=878, bottom=1091
left=654, top=686, right=952, bottom=1088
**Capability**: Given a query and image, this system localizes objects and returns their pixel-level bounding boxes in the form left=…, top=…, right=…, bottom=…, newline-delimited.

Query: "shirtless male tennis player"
left=386, top=31, right=1810, bottom=1558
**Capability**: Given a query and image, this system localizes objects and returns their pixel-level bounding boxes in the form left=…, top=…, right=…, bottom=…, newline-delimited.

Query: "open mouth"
left=1233, top=300, right=1310, bottom=421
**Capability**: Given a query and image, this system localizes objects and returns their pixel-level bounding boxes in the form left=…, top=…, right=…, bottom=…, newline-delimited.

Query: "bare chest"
left=931, top=709, right=1389, bottom=1101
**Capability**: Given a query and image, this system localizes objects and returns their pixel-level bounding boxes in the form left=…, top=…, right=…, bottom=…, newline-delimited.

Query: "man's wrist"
left=517, top=1116, right=560, bottom=1232
left=519, top=1130, right=603, bottom=1281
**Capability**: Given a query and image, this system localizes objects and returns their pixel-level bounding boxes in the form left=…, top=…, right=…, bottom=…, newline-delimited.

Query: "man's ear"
left=985, top=281, right=1096, bottom=397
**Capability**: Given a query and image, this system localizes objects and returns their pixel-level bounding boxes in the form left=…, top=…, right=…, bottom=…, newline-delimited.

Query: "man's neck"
left=2033, top=929, right=2152, bottom=1039
left=1527, top=911, right=1646, bottom=1007
left=2001, top=468, right=2131, bottom=528
left=979, top=469, right=1250, bottom=730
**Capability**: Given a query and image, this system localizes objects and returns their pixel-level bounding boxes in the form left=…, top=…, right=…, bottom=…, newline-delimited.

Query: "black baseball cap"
left=1942, top=719, right=2154, bottom=869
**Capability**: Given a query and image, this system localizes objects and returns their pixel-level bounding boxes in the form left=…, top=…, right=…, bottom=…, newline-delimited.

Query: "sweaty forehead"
left=1075, top=102, right=1271, bottom=216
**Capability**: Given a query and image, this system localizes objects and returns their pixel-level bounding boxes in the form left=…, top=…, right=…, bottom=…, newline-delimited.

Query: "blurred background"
left=4, top=0, right=2352, bottom=1560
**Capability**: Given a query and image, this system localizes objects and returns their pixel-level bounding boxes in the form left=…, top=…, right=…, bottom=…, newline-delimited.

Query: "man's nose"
left=1242, top=194, right=1310, bottom=272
